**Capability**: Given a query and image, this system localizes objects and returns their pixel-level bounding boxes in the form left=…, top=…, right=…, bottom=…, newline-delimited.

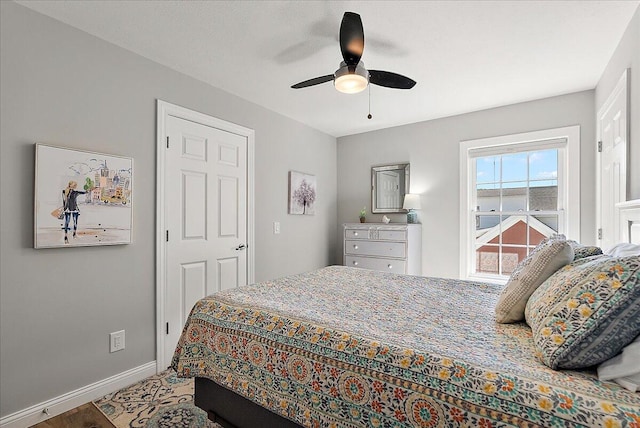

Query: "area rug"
left=94, top=370, right=219, bottom=428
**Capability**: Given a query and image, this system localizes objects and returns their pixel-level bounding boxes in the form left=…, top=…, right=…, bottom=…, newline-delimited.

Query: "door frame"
left=155, top=100, right=255, bottom=372
left=596, top=68, right=629, bottom=248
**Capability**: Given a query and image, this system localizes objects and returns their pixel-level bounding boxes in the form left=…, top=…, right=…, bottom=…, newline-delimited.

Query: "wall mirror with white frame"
left=371, top=163, right=410, bottom=213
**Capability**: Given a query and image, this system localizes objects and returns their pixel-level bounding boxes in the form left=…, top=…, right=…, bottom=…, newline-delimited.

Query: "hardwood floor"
left=31, top=403, right=115, bottom=428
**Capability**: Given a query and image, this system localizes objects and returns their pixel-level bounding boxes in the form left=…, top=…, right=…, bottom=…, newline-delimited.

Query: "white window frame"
left=459, top=126, right=580, bottom=284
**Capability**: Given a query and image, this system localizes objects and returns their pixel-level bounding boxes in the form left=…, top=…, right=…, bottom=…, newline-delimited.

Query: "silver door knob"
left=353, top=245, right=358, bottom=250
left=353, top=261, right=358, bottom=266
left=235, top=244, right=246, bottom=251
left=387, top=264, right=393, bottom=269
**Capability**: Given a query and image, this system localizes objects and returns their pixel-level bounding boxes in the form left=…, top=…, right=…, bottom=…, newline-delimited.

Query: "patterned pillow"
left=525, top=255, right=640, bottom=369
left=567, top=240, right=603, bottom=260
left=495, top=238, right=573, bottom=323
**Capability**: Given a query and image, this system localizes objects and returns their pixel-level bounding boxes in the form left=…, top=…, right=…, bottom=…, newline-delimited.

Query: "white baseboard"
left=0, top=361, right=156, bottom=428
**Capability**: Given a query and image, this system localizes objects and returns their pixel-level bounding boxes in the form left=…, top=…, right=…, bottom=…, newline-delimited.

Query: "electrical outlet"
left=110, top=330, right=125, bottom=353
left=273, top=221, right=280, bottom=234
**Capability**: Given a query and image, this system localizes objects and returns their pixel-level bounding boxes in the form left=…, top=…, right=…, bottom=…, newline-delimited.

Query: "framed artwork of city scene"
left=288, top=170, right=316, bottom=215
left=34, top=144, right=133, bottom=248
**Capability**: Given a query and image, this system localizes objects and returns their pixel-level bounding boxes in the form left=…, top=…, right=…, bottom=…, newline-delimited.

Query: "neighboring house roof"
left=475, top=215, right=557, bottom=245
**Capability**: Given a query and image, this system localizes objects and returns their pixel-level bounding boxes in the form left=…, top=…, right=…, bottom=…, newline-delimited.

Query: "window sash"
left=471, top=148, right=566, bottom=214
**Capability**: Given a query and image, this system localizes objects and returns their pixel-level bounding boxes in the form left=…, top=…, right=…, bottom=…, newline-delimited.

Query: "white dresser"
left=343, top=223, right=422, bottom=275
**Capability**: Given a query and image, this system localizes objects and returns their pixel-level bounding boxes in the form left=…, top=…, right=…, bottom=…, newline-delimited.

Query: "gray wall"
left=595, top=7, right=640, bottom=200
left=0, top=2, right=337, bottom=418
left=337, top=91, right=595, bottom=279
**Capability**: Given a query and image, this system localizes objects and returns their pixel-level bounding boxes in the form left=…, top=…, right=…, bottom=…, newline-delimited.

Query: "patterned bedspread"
left=172, top=266, right=640, bottom=427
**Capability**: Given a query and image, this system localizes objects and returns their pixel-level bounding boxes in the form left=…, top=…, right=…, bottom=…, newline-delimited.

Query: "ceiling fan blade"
left=369, top=70, right=416, bottom=89
left=291, top=74, right=334, bottom=89
left=339, top=12, right=364, bottom=66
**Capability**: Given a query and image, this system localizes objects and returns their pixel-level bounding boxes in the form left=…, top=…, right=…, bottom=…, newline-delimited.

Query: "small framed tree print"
left=288, top=170, right=316, bottom=215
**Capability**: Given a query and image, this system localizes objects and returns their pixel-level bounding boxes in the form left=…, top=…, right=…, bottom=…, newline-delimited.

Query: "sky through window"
left=476, top=149, right=557, bottom=189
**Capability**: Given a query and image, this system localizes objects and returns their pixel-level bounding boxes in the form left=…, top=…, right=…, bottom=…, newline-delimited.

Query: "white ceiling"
left=17, top=0, right=639, bottom=137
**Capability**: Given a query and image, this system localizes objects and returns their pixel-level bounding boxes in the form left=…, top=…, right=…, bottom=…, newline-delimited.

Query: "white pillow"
left=598, top=335, right=640, bottom=392
left=605, top=243, right=640, bottom=257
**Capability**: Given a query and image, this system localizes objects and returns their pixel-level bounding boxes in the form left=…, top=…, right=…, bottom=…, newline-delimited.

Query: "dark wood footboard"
left=194, top=377, right=303, bottom=428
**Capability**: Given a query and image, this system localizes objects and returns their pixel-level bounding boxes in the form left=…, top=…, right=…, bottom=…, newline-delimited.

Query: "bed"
left=172, top=204, right=640, bottom=427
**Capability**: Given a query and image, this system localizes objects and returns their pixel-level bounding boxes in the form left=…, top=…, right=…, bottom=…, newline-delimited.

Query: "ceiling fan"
left=291, top=12, right=416, bottom=94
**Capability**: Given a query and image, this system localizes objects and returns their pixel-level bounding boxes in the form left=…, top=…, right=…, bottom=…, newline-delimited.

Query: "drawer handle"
left=354, top=232, right=358, bottom=236
left=353, top=261, right=358, bottom=266
left=387, top=264, right=393, bottom=269
left=353, top=245, right=358, bottom=250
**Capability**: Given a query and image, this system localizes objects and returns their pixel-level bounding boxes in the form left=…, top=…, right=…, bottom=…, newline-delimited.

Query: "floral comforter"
left=172, top=266, right=640, bottom=427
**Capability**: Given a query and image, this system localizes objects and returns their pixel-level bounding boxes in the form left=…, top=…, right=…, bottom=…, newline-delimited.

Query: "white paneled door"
left=597, top=69, right=628, bottom=251
left=161, top=112, right=249, bottom=367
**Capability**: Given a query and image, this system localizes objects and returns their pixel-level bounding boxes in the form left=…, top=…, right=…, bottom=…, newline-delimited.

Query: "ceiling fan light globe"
left=334, top=61, right=369, bottom=94
left=334, top=74, right=368, bottom=94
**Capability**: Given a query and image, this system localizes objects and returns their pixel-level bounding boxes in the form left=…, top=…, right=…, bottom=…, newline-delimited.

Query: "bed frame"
left=195, top=377, right=302, bottom=428
left=194, top=200, right=640, bottom=428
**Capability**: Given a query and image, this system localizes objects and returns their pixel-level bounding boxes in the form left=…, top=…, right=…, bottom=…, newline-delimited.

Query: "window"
left=459, top=126, right=580, bottom=284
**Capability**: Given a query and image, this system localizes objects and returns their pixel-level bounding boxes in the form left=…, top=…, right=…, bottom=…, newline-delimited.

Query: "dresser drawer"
left=376, top=229, right=407, bottom=241
left=344, top=228, right=371, bottom=240
left=345, top=256, right=406, bottom=273
left=344, top=240, right=406, bottom=258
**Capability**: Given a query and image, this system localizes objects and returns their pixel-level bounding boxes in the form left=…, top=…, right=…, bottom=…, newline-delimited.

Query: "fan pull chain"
left=367, top=84, right=372, bottom=120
